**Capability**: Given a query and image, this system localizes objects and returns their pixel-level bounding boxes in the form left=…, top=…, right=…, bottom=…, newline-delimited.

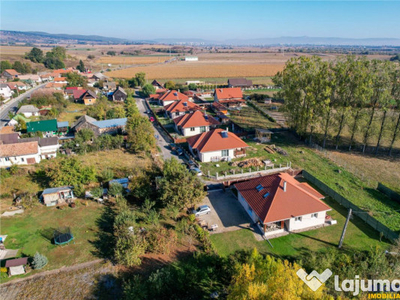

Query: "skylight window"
left=221, top=131, right=228, bottom=138
left=263, top=192, right=270, bottom=198
left=256, top=184, right=263, bottom=192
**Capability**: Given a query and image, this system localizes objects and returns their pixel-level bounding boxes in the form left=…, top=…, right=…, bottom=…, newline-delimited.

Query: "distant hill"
left=1, top=30, right=400, bottom=46
left=0, top=30, right=130, bottom=44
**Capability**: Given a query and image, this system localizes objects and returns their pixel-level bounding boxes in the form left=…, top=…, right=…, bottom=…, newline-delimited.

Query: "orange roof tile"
left=174, top=111, right=220, bottom=128
left=0, top=141, right=39, bottom=158
left=159, top=90, right=189, bottom=104
left=214, top=87, right=243, bottom=100
left=234, top=173, right=331, bottom=224
left=54, top=77, right=66, bottom=81
left=165, top=100, right=200, bottom=113
left=187, top=128, right=249, bottom=153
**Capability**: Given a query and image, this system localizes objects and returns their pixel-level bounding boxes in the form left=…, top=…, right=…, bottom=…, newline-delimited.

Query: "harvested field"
left=96, top=56, right=170, bottom=65
left=105, top=63, right=285, bottom=79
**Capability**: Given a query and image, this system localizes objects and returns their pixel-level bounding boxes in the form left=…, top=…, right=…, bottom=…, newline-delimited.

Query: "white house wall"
left=0, top=153, right=40, bottom=167
left=237, top=191, right=259, bottom=223
left=181, top=126, right=210, bottom=137
left=287, top=211, right=327, bottom=231
left=200, top=149, right=234, bottom=162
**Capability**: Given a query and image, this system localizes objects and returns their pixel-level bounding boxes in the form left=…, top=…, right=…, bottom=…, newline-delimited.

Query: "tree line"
left=273, top=56, right=400, bottom=155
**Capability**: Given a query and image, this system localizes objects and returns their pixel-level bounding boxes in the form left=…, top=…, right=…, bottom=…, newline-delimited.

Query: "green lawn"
left=210, top=196, right=392, bottom=259
left=1, top=203, right=106, bottom=281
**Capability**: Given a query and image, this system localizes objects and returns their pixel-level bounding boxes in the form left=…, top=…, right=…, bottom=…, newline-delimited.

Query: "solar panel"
left=263, top=192, right=270, bottom=198
left=256, top=184, right=263, bottom=192
left=221, top=131, right=228, bottom=138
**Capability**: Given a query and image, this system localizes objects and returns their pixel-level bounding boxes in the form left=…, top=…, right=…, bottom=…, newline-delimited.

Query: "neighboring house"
left=18, top=136, right=60, bottom=159
left=174, top=111, right=220, bottom=137
left=102, top=81, right=116, bottom=92
left=108, top=86, right=127, bottom=102
left=17, top=105, right=40, bottom=117
left=18, top=74, right=42, bottom=84
left=5, top=257, right=28, bottom=276
left=26, top=119, right=58, bottom=136
left=1, top=69, right=19, bottom=79
left=41, top=186, right=75, bottom=207
left=214, top=87, right=245, bottom=108
left=151, top=80, right=164, bottom=90
left=0, top=133, right=19, bottom=144
left=40, top=73, right=54, bottom=81
left=7, top=81, right=28, bottom=92
left=185, top=56, right=198, bottom=61
left=57, top=121, right=69, bottom=135
left=234, top=173, right=332, bottom=237
left=164, top=99, right=201, bottom=119
left=212, top=101, right=228, bottom=115
left=54, top=77, right=67, bottom=84
left=0, top=83, right=13, bottom=99
left=81, top=90, right=97, bottom=105
left=214, top=87, right=243, bottom=101
left=159, top=90, right=189, bottom=106
left=228, top=78, right=253, bottom=88
left=7, top=114, right=31, bottom=127
left=0, top=141, right=40, bottom=167
left=72, top=89, right=86, bottom=101
left=187, top=128, right=249, bottom=162
left=0, top=126, right=16, bottom=134
left=93, top=72, right=109, bottom=81
left=71, top=115, right=127, bottom=136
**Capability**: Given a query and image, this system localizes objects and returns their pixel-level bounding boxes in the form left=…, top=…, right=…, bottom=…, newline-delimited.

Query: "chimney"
left=283, top=181, right=287, bottom=192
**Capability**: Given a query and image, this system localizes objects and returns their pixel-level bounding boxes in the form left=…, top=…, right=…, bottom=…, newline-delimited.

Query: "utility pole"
left=338, top=208, right=352, bottom=249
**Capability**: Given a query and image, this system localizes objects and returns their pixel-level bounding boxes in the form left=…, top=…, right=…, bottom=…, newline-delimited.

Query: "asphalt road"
left=135, top=95, right=183, bottom=163
left=0, top=83, right=47, bottom=128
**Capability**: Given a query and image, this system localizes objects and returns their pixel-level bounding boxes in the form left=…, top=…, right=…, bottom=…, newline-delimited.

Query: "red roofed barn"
left=234, top=173, right=332, bottom=237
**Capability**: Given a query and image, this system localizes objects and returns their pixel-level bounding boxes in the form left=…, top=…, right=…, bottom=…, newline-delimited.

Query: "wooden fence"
left=303, top=170, right=399, bottom=242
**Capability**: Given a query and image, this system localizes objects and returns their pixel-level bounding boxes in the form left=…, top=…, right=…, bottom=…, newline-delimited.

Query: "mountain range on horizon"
left=1, top=30, right=400, bottom=47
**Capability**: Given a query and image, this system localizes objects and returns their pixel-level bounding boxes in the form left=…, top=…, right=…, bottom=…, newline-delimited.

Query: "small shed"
left=5, top=257, right=28, bottom=276
left=57, top=121, right=69, bottom=134
left=255, top=128, right=273, bottom=143
left=41, top=186, right=75, bottom=206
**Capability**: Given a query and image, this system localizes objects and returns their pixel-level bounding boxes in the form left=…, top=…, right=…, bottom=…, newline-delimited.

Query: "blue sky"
left=1, top=1, right=399, bottom=40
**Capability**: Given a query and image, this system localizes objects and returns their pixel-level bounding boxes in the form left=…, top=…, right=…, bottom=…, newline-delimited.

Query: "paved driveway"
left=197, top=190, right=252, bottom=233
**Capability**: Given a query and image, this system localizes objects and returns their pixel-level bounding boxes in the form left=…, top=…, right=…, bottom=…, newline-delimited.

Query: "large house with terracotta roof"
left=174, top=111, right=220, bottom=137
left=0, top=141, right=40, bottom=167
left=1, top=69, right=19, bottom=79
left=234, top=173, right=332, bottom=237
left=187, top=128, right=249, bottom=162
left=165, top=99, right=201, bottom=119
left=158, top=90, right=189, bottom=106
left=214, top=87, right=245, bottom=108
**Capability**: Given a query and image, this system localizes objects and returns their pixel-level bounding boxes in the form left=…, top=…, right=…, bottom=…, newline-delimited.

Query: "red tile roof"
left=54, top=77, right=66, bottom=82
left=0, top=141, right=39, bottom=158
left=234, top=173, right=330, bottom=224
left=165, top=100, right=200, bottom=113
left=73, top=89, right=87, bottom=99
left=4, top=69, right=19, bottom=76
left=174, top=111, right=220, bottom=128
left=159, top=90, right=189, bottom=104
left=214, top=87, right=243, bottom=100
left=187, top=128, right=249, bottom=153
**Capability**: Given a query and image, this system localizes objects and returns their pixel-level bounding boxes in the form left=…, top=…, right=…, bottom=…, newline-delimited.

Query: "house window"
left=295, top=216, right=302, bottom=222
left=200, top=126, right=206, bottom=133
left=221, top=149, right=229, bottom=157
left=5, top=157, right=10, bottom=161
left=311, top=213, right=318, bottom=219
left=21, top=158, right=25, bottom=162
left=175, top=112, right=179, bottom=117
left=190, top=127, right=195, bottom=131
left=248, top=204, right=253, bottom=214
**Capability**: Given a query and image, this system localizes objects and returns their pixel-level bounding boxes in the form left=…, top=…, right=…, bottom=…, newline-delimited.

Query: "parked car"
left=190, top=167, right=202, bottom=176
left=176, top=148, right=183, bottom=156
left=149, top=116, right=155, bottom=122
left=192, top=205, right=211, bottom=217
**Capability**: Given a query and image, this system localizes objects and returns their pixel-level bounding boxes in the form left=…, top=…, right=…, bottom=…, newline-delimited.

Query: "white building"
left=234, top=173, right=333, bottom=237
left=186, top=128, right=249, bottom=162
left=174, top=111, right=220, bottom=137
left=17, top=105, right=40, bottom=117
left=185, top=56, right=198, bottom=61
left=0, top=84, right=13, bottom=100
